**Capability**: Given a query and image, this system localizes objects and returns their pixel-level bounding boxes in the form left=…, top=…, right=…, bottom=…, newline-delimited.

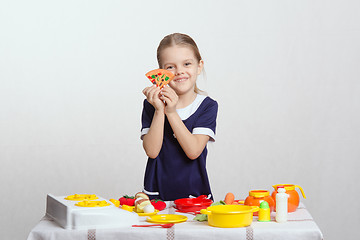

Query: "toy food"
left=134, top=192, right=154, bottom=213
left=65, top=194, right=98, bottom=201
left=109, top=199, right=120, bottom=207
left=143, top=204, right=155, bottom=213
left=119, top=195, right=135, bottom=206
left=271, top=184, right=306, bottom=212
left=224, top=192, right=235, bottom=205
left=145, top=69, right=174, bottom=88
left=135, top=199, right=151, bottom=212
left=151, top=199, right=166, bottom=211
left=135, top=192, right=150, bottom=200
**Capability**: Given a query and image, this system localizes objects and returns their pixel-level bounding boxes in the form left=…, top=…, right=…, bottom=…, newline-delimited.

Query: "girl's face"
left=160, top=45, right=203, bottom=96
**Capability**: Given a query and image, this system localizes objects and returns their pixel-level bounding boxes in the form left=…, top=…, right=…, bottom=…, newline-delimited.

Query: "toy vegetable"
left=151, top=199, right=166, bottom=211
left=224, top=192, right=235, bottom=205
left=119, top=195, right=135, bottom=206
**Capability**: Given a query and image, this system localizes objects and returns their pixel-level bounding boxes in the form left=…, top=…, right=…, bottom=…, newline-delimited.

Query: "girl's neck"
left=176, top=91, right=197, bottom=109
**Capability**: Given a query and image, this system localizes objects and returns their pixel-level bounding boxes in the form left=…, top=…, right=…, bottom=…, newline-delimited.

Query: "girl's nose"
left=175, top=67, right=184, bottom=76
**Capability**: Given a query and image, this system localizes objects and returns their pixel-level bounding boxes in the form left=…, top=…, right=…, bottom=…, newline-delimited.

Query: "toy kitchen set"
left=46, top=194, right=139, bottom=230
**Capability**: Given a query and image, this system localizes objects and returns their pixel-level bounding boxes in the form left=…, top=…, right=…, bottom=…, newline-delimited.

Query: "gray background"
left=1, top=0, right=359, bottom=239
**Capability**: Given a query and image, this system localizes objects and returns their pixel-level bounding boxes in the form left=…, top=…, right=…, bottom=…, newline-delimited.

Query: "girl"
left=141, top=33, right=218, bottom=201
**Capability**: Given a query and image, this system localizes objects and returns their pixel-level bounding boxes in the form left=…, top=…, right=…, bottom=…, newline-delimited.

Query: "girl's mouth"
left=174, top=77, right=187, bottom=82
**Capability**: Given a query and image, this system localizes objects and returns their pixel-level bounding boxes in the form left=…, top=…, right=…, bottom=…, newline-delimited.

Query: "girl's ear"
left=197, top=60, right=204, bottom=75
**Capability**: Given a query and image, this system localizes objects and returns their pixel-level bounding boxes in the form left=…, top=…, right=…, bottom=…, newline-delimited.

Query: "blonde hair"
left=157, top=33, right=204, bottom=94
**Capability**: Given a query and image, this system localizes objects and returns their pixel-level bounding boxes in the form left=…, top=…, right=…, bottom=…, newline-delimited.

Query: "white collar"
left=176, top=94, right=207, bottom=120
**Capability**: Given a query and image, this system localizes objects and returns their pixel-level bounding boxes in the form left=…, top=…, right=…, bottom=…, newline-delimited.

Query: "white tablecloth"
left=27, top=203, right=323, bottom=240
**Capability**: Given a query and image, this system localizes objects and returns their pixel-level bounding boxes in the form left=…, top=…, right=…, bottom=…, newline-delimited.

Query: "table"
left=27, top=203, right=323, bottom=240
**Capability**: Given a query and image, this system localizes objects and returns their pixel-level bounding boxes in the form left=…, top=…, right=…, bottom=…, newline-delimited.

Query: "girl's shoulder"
left=177, top=94, right=217, bottom=120
left=195, top=94, right=217, bottom=105
left=202, top=95, right=217, bottom=105
left=197, top=95, right=218, bottom=111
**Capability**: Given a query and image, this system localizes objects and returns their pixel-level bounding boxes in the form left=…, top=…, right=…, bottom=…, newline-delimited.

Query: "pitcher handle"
left=295, top=185, right=306, bottom=199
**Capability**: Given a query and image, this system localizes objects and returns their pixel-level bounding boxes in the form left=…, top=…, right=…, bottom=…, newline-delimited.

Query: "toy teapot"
left=242, top=190, right=275, bottom=216
left=271, top=184, right=306, bottom=212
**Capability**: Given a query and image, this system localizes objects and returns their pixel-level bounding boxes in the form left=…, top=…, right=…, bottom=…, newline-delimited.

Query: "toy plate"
left=134, top=209, right=159, bottom=216
left=146, top=214, right=187, bottom=223
left=174, top=195, right=213, bottom=212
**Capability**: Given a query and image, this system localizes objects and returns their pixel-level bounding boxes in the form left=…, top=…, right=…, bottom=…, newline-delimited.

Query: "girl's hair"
left=157, top=33, right=204, bottom=94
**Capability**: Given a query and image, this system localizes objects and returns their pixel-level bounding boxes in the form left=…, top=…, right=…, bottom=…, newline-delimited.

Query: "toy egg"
left=143, top=204, right=155, bottom=213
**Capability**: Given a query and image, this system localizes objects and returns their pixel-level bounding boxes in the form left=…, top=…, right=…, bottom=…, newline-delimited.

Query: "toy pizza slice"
left=145, top=69, right=174, bottom=88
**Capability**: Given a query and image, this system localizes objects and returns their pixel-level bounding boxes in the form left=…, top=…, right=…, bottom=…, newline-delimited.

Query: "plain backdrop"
left=1, top=1, right=359, bottom=239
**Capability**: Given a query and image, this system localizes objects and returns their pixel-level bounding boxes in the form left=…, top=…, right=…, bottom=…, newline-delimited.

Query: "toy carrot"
left=224, top=192, right=235, bottom=205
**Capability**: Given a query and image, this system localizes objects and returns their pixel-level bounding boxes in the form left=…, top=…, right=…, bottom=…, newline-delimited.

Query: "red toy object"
left=119, top=195, right=135, bottom=206
left=150, top=199, right=166, bottom=211
left=174, top=195, right=213, bottom=213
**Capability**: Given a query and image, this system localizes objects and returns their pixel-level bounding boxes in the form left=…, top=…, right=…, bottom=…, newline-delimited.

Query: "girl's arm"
left=165, top=112, right=210, bottom=160
left=160, top=86, right=209, bottom=160
left=142, top=110, right=165, bottom=158
left=142, top=85, right=165, bottom=158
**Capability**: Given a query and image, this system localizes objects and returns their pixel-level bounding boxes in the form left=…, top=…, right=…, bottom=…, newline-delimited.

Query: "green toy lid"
left=259, top=201, right=270, bottom=209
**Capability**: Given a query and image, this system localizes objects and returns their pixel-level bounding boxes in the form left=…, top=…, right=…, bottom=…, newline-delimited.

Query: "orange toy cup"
left=243, top=190, right=275, bottom=216
left=271, top=184, right=306, bottom=212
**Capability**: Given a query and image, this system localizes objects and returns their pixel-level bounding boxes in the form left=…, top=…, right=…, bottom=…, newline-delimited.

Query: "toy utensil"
left=132, top=223, right=174, bottom=228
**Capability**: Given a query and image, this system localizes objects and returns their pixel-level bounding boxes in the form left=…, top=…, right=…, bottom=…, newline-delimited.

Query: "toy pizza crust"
left=145, top=69, right=175, bottom=88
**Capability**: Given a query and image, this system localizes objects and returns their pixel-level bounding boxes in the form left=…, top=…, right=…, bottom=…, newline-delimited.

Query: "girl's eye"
left=166, top=66, right=174, bottom=70
left=185, top=62, right=191, bottom=66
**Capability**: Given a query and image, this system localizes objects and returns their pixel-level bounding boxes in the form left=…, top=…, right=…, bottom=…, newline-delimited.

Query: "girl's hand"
left=142, top=85, right=165, bottom=112
left=160, top=85, right=179, bottom=114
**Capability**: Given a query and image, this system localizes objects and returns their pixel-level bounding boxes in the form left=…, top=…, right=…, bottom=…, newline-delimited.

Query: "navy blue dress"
left=141, top=94, right=218, bottom=201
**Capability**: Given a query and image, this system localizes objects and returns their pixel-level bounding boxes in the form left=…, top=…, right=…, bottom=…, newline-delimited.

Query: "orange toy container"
left=243, top=190, right=275, bottom=216
left=271, top=184, right=306, bottom=212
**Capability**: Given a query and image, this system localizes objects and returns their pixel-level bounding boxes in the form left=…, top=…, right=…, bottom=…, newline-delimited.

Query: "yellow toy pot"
left=200, top=205, right=259, bottom=228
